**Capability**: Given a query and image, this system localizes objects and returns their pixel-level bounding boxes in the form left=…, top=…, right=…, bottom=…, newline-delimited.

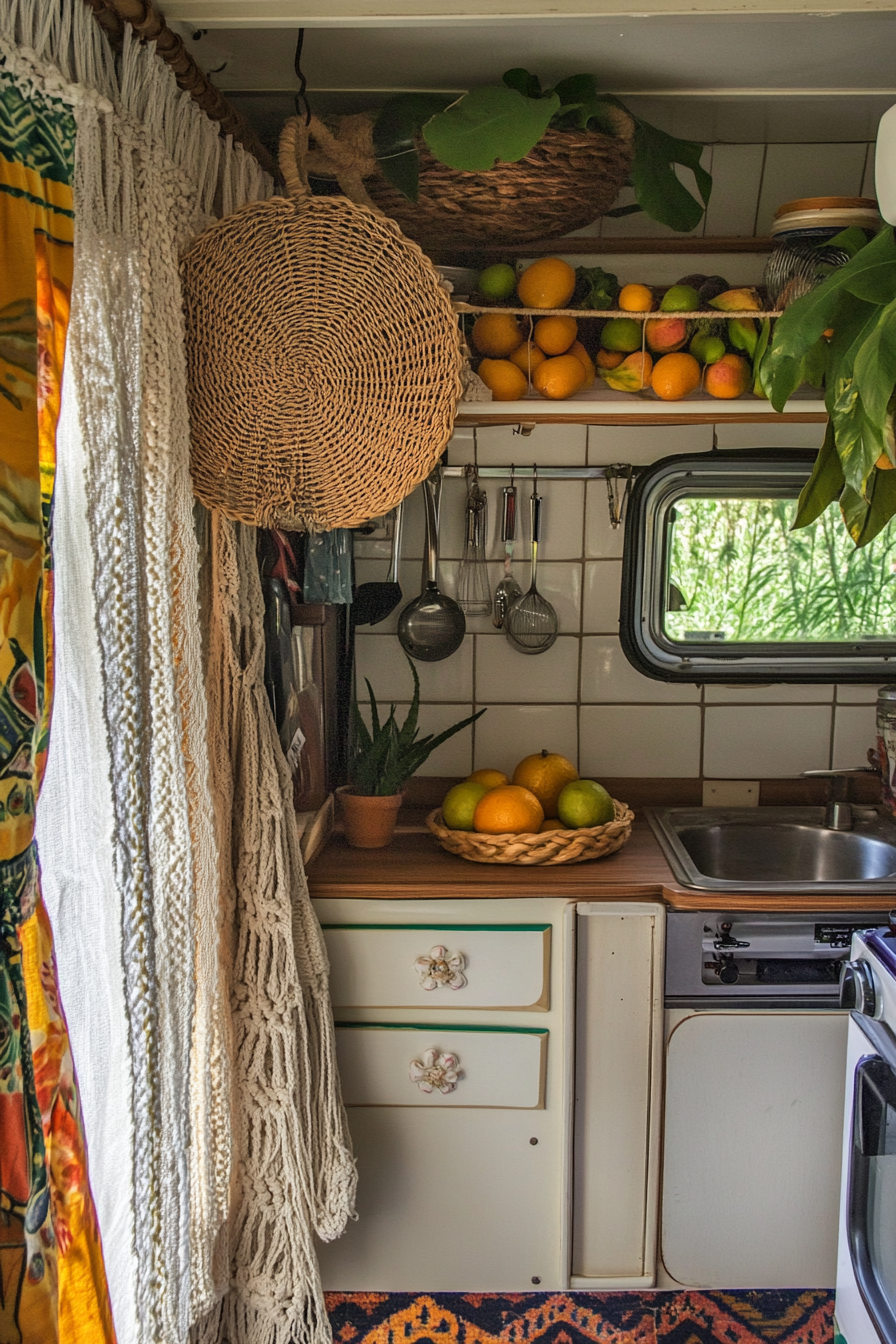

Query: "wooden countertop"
left=306, top=816, right=896, bottom=911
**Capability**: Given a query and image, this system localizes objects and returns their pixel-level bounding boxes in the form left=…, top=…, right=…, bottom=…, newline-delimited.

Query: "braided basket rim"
left=425, top=800, right=635, bottom=866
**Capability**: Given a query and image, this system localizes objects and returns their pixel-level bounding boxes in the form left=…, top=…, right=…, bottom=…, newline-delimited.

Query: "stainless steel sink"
left=646, top=806, right=896, bottom=893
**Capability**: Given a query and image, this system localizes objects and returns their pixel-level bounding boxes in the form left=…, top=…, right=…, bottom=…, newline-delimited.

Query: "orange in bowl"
left=472, top=784, right=544, bottom=835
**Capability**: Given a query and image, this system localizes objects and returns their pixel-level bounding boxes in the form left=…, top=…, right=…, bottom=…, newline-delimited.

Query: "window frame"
left=619, top=448, right=896, bottom=684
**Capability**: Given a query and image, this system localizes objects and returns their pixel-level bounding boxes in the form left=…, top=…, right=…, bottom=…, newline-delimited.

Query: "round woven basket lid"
left=180, top=117, right=462, bottom=531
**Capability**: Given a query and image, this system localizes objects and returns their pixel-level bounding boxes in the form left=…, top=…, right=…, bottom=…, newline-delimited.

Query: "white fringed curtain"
left=2, top=3, right=354, bottom=1343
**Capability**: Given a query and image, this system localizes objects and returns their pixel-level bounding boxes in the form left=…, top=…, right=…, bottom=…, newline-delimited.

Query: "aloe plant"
left=373, top=69, right=711, bottom=234
left=351, top=654, right=485, bottom=797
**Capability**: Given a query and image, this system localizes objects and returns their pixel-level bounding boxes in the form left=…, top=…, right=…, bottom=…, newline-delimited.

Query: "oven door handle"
left=850, top=1010, right=896, bottom=1071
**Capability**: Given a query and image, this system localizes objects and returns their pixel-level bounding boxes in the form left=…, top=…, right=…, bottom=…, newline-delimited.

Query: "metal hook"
left=293, top=28, right=312, bottom=126
left=606, top=463, right=633, bottom=529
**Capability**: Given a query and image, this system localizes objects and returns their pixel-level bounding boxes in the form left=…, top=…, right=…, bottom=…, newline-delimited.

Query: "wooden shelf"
left=455, top=303, right=779, bottom=320
left=455, top=387, right=827, bottom=426
left=430, top=236, right=775, bottom=263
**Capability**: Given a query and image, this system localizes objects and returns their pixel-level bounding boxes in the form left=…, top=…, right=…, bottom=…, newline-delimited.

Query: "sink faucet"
left=802, top=767, right=878, bottom=831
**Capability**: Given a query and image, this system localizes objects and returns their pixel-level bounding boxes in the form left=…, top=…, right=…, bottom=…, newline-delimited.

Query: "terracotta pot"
left=337, top=785, right=403, bottom=849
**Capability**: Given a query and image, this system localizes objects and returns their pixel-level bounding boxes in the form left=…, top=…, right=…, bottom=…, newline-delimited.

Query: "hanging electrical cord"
left=294, top=27, right=312, bottom=125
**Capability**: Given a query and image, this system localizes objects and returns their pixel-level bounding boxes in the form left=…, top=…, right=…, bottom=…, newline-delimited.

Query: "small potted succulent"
left=339, top=654, right=484, bottom=849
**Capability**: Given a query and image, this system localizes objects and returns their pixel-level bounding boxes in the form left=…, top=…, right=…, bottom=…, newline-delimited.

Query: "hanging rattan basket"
left=303, top=109, right=636, bottom=249
left=180, top=118, right=463, bottom=531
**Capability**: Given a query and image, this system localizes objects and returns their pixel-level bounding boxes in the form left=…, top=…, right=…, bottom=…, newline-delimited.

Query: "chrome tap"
left=802, top=767, right=877, bottom=831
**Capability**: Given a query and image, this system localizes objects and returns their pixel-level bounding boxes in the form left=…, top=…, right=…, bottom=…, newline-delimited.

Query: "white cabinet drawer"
left=322, top=923, right=550, bottom=1010
left=335, top=1023, right=547, bottom=1108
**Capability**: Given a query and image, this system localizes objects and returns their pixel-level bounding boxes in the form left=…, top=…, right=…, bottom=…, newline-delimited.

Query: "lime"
left=557, top=779, right=615, bottom=828
left=477, top=264, right=517, bottom=301
left=660, top=284, right=701, bottom=313
left=600, top=318, right=643, bottom=353
left=689, top=332, right=726, bottom=365
left=442, top=780, right=490, bottom=831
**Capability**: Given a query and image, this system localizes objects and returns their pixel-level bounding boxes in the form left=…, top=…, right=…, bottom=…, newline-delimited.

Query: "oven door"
left=845, top=1012, right=896, bottom=1344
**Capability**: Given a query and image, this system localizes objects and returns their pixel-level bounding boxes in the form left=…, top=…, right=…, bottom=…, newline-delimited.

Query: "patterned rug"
left=325, top=1290, right=834, bottom=1344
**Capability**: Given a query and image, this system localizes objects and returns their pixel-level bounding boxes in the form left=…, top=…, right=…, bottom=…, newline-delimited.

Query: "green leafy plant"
left=351, top=653, right=485, bottom=797
left=373, top=69, right=711, bottom=233
left=761, top=225, right=896, bottom=547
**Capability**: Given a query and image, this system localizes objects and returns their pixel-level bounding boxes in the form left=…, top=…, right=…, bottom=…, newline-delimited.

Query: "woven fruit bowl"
left=425, top=800, right=634, bottom=866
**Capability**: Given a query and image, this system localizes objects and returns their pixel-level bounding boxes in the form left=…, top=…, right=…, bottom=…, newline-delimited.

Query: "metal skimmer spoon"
left=397, top=471, right=465, bottom=662
left=493, top=479, right=523, bottom=628
left=503, top=485, right=558, bottom=655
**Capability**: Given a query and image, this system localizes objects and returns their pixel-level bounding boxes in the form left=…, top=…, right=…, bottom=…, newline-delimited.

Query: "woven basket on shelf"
left=179, top=117, right=462, bottom=532
left=303, top=110, right=636, bottom=249
left=426, top=799, right=634, bottom=866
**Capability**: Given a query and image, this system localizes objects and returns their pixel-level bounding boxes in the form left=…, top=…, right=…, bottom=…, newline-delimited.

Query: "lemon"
left=477, top=263, right=517, bottom=300
left=557, top=779, right=614, bottom=828
left=600, top=318, right=643, bottom=353
left=442, top=780, right=490, bottom=831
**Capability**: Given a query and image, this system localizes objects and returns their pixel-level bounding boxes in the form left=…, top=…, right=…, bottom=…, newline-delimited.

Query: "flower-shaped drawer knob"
left=409, top=1048, right=463, bottom=1094
left=414, top=945, right=467, bottom=991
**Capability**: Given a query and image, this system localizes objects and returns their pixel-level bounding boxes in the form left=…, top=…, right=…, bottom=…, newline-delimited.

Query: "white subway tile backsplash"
left=837, top=685, right=880, bottom=704
left=755, top=143, right=869, bottom=235
left=713, top=422, right=826, bottom=449
left=448, top=423, right=587, bottom=467
left=476, top=635, right=579, bottom=703
left=355, top=633, right=474, bottom=702
left=832, top=704, right=878, bottom=770
left=703, top=705, right=832, bottom=778
left=580, top=636, right=700, bottom=703
left=701, top=144, right=767, bottom=237
left=580, top=705, right=702, bottom=777
left=474, top=704, right=579, bottom=776
left=585, top=480, right=625, bottom=559
left=587, top=423, right=714, bottom=466
left=704, top=684, right=835, bottom=703
left=583, top=561, right=623, bottom=633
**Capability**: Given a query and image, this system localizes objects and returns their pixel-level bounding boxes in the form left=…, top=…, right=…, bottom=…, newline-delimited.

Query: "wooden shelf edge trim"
left=434, top=236, right=775, bottom=259
left=455, top=411, right=828, bottom=426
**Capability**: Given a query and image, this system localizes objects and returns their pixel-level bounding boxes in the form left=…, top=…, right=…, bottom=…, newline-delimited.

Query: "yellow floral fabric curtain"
left=0, top=65, right=116, bottom=1344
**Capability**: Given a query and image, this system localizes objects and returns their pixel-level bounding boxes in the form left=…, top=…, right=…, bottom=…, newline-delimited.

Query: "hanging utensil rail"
left=441, top=464, right=637, bottom=480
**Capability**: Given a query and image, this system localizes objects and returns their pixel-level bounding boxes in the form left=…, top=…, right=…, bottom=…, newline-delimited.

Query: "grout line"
left=828, top=701, right=837, bottom=771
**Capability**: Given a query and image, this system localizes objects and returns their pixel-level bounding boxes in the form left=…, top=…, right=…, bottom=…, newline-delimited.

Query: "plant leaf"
left=800, top=336, right=829, bottom=388
left=424, top=85, right=560, bottom=172
left=550, top=73, right=597, bottom=104
left=502, top=67, right=542, bottom=99
left=373, top=93, right=454, bottom=200
left=627, top=121, right=711, bottom=234
left=365, top=677, right=380, bottom=738
left=762, top=227, right=896, bottom=411
left=828, top=302, right=888, bottom=496
left=840, top=468, right=896, bottom=547
left=854, top=295, right=896, bottom=428
left=818, top=226, right=871, bottom=260
left=792, top=420, right=843, bottom=529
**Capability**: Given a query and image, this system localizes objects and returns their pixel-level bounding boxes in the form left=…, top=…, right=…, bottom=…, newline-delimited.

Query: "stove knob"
left=840, top=959, right=878, bottom=1016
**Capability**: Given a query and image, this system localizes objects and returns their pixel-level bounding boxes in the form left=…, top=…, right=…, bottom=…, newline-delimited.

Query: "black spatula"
left=353, top=499, right=404, bottom=627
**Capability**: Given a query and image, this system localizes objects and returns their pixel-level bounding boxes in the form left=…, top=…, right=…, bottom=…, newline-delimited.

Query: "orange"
left=618, top=283, right=655, bottom=313
left=651, top=352, right=702, bottom=401
left=877, top=453, right=896, bottom=471
left=508, top=341, right=547, bottom=378
left=704, top=353, right=751, bottom=399
left=534, top=315, right=578, bottom=355
left=568, top=339, right=596, bottom=388
left=467, top=768, right=509, bottom=789
left=473, top=784, right=544, bottom=835
left=517, top=257, right=576, bottom=310
left=539, top=818, right=567, bottom=833
left=477, top=358, right=529, bottom=402
left=532, top=353, right=587, bottom=401
left=596, top=348, right=625, bottom=370
left=471, top=312, right=524, bottom=357
left=512, top=749, right=579, bottom=816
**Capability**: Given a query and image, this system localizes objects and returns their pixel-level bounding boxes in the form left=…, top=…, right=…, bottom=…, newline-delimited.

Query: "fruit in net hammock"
left=478, top=358, right=529, bottom=401
left=471, top=312, right=524, bottom=357
left=516, top=257, right=576, bottom=309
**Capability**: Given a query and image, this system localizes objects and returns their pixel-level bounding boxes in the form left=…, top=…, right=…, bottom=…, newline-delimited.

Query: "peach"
left=704, top=353, right=751, bottom=399
left=646, top=317, right=688, bottom=353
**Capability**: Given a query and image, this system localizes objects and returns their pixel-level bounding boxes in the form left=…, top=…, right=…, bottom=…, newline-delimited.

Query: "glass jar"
left=875, top=685, right=896, bottom=815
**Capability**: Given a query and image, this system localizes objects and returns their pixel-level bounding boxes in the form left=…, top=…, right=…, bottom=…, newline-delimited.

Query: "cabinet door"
left=316, top=1107, right=560, bottom=1290
left=661, top=1010, right=848, bottom=1288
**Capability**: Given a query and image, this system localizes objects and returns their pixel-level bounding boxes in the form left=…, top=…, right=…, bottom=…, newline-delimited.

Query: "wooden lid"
left=775, top=196, right=879, bottom=216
